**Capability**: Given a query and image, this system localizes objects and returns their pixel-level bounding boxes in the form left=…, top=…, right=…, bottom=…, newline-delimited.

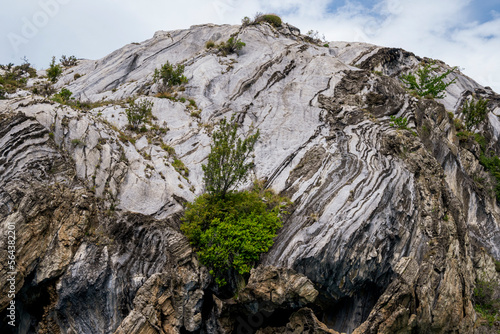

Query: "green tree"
left=400, top=61, right=456, bottom=98
left=461, top=97, right=489, bottom=132
left=182, top=182, right=289, bottom=286
left=46, top=56, right=63, bottom=83
left=153, top=61, right=188, bottom=89
left=202, top=116, right=259, bottom=198
left=125, top=99, right=153, bottom=130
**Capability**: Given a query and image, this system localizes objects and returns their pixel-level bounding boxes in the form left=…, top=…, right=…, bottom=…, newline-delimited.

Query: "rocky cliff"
left=1, top=21, right=500, bottom=333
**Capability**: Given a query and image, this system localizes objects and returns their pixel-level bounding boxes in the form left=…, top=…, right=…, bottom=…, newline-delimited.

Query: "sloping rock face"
left=1, top=22, right=500, bottom=333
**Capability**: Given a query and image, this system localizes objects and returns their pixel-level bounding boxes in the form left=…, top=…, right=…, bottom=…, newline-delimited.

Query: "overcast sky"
left=1, top=0, right=499, bottom=92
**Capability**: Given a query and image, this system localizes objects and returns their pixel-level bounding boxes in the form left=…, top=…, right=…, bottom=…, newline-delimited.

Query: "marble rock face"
left=1, top=22, right=500, bottom=333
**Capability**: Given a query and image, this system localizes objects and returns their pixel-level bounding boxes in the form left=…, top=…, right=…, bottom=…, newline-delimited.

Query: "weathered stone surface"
left=1, top=21, right=500, bottom=334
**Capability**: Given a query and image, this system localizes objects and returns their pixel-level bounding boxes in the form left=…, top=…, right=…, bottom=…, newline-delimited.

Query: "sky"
left=1, top=0, right=499, bottom=92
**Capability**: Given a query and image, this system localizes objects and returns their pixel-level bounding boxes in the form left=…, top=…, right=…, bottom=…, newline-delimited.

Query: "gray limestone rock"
left=1, top=21, right=500, bottom=334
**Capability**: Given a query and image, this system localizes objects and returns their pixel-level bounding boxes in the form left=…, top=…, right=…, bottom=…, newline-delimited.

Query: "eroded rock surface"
left=1, top=21, right=500, bottom=333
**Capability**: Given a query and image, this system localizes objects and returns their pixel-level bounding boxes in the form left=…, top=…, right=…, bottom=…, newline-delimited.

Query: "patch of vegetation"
left=203, top=116, right=259, bottom=198
left=447, top=111, right=454, bottom=120
left=188, top=99, right=197, bottom=108
left=160, top=143, right=175, bottom=155
left=71, top=138, right=84, bottom=146
left=479, top=153, right=500, bottom=202
left=181, top=116, right=289, bottom=288
left=182, top=186, right=289, bottom=287
left=52, top=88, right=73, bottom=104
left=241, top=16, right=252, bottom=26
left=47, top=56, right=63, bottom=83
left=389, top=115, right=409, bottom=129
left=217, top=37, right=246, bottom=56
left=400, top=61, right=456, bottom=99
left=155, top=91, right=177, bottom=100
left=242, top=13, right=283, bottom=28
left=60, top=55, right=78, bottom=67
left=254, top=13, right=282, bottom=27
left=153, top=61, right=188, bottom=90
left=473, top=278, right=500, bottom=327
left=305, top=30, right=326, bottom=44
left=125, top=99, right=154, bottom=130
left=474, top=133, right=488, bottom=151
left=461, top=97, right=489, bottom=132
left=205, top=40, right=215, bottom=49
left=454, top=118, right=465, bottom=131
left=118, top=132, right=136, bottom=145
left=172, top=158, right=189, bottom=177
left=0, top=59, right=37, bottom=96
left=190, top=110, right=201, bottom=119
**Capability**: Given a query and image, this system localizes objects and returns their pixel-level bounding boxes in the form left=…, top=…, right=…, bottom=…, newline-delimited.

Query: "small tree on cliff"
left=202, top=115, right=259, bottom=198
left=181, top=116, right=289, bottom=288
left=400, top=61, right=456, bottom=99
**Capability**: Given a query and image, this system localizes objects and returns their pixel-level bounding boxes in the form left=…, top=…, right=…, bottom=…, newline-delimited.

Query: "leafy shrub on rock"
left=400, top=61, right=456, bottom=99
left=125, top=99, right=154, bottom=130
left=218, top=37, right=246, bottom=56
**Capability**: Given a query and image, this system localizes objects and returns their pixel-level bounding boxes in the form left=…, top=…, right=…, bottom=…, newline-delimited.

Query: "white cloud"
left=0, top=0, right=499, bottom=91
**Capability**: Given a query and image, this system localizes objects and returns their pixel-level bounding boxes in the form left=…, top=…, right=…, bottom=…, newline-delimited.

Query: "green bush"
left=52, top=88, right=73, bottom=104
left=125, top=99, right=154, bottom=130
left=0, top=59, right=37, bottom=95
left=181, top=186, right=288, bottom=286
left=400, top=61, right=456, bottom=99
left=390, top=115, right=410, bottom=130
left=153, top=61, right=188, bottom=89
left=47, top=56, right=63, bottom=83
left=473, top=278, right=500, bottom=327
left=181, top=115, right=288, bottom=287
left=60, top=55, right=78, bottom=67
left=205, top=40, right=215, bottom=49
left=172, top=158, right=189, bottom=177
left=461, top=97, right=489, bottom=132
left=454, top=118, right=465, bottom=131
left=479, top=153, right=500, bottom=202
left=218, top=37, right=246, bottom=56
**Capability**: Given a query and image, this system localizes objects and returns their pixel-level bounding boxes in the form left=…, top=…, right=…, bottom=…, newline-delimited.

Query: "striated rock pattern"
left=1, top=21, right=500, bottom=333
